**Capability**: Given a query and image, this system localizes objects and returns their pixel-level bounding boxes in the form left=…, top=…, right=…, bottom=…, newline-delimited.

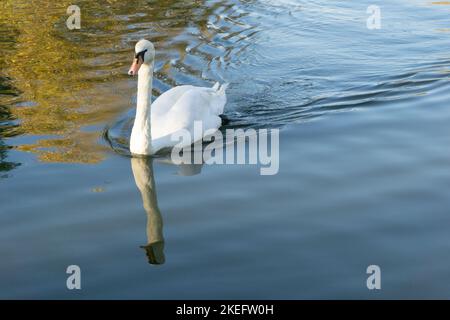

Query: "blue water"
left=1, top=0, right=450, bottom=298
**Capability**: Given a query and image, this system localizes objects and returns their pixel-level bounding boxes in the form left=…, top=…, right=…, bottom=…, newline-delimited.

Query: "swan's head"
left=128, top=39, right=155, bottom=76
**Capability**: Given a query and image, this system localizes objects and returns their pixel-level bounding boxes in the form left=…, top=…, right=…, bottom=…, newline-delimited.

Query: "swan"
left=128, top=39, right=228, bottom=155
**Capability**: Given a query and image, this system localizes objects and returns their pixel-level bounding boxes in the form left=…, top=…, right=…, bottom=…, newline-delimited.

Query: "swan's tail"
left=212, top=82, right=229, bottom=95
left=210, top=82, right=229, bottom=116
left=218, top=83, right=229, bottom=95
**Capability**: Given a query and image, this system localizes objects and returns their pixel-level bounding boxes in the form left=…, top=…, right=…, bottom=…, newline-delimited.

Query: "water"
left=1, top=0, right=450, bottom=299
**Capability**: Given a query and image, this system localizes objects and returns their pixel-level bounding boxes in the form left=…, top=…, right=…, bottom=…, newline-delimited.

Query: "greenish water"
left=1, top=0, right=450, bottom=298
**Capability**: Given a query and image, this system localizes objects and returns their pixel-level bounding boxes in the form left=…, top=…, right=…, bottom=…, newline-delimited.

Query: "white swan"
left=128, top=39, right=228, bottom=155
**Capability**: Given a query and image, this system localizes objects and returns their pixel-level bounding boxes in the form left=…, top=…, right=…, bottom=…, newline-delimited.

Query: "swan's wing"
left=172, top=85, right=227, bottom=117
left=151, top=85, right=227, bottom=140
left=151, top=85, right=195, bottom=116
left=168, top=86, right=227, bottom=128
left=153, top=83, right=227, bottom=116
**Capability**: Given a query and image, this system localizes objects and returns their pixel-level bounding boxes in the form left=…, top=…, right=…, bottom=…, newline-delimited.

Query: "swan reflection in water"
left=130, top=155, right=204, bottom=265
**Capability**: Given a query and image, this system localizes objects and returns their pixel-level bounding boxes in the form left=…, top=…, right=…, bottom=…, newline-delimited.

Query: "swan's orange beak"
left=128, top=58, right=143, bottom=76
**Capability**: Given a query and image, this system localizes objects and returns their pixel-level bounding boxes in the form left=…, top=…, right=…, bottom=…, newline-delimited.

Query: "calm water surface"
left=1, top=0, right=450, bottom=298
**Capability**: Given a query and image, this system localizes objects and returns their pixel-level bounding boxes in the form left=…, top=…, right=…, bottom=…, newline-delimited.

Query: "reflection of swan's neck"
left=131, top=157, right=165, bottom=264
left=130, top=63, right=153, bottom=155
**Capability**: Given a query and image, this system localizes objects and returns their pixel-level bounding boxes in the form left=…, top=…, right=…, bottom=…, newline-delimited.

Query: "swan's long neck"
left=130, top=63, right=154, bottom=155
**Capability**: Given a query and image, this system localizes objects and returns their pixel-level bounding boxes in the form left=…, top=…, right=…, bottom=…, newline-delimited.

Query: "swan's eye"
left=135, top=49, right=148, bottom=62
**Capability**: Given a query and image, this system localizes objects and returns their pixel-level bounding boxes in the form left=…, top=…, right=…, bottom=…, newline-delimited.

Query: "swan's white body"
left=129, top=40, right=228, bottom=155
